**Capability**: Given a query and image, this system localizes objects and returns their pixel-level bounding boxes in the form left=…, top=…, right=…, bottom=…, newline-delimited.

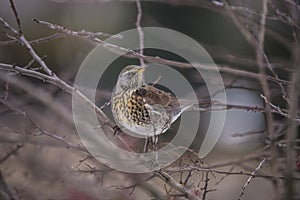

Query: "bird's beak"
left=137, top=65, right=147, bottom=74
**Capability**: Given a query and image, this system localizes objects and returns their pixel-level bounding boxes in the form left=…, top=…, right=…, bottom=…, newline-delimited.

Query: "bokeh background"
left=0, top=0, right=299, bottom=200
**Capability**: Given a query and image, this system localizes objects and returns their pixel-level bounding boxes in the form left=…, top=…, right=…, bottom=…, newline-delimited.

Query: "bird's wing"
left=134, top=85, right=180, bottom=109
left=133, top=85, right=191, bottom=127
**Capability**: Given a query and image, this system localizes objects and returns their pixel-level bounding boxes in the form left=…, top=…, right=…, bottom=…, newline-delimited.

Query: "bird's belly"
left=114, top=109, right=169, bottom=137
left=112, top=91, right=171, bottom=137
left=123, top=121, right=166, bottom=137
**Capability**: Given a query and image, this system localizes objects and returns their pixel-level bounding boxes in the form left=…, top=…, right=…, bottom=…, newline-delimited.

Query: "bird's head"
left=115, top=65, right=147, bottom=92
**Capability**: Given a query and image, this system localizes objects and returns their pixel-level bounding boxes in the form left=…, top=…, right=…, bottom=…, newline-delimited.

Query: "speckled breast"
left=112, top=89, right=151, bottom=129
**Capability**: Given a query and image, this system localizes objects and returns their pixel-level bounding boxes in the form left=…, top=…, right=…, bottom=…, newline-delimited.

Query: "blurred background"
left=0, top=0, right=299, bottom=200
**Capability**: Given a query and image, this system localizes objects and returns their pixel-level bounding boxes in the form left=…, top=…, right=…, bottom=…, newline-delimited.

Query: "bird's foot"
left=113, top=125, right=123, bottom=137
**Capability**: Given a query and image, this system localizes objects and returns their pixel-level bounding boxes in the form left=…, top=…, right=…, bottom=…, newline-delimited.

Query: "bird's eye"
left=126, top=71, right=134, bottom=77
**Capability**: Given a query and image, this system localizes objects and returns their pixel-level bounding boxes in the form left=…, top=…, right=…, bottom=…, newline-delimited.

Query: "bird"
left=111, top=65, right=195, bottom=138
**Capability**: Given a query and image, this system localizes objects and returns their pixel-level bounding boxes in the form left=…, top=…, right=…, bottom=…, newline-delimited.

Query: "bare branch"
left=32, top=19, right=291, bottom=87
left=8, top=0, right=22, bottom=34
left=0, top=17, right=19, bottom=35
left=135, top=0, right=145, bottom=66
left=201, top=172, right=210, bottom=200
left=0, top=98, right=88, bottom=152
left=0, top=145, right=23, bottom=165
left=284, top=28, right=300, bottom=199
left=0, top=170, right=15, bottom=200
left=154, top=170, right=201, bottom=200
left=221, top=0, right=281, bottom=193
left=0, top=33, right=65, bottom=46
left=255, top=0, right=279, bottom=193
left=166, top=165, right=300, bottom=181
left=238, top=158, right=266, bottom=199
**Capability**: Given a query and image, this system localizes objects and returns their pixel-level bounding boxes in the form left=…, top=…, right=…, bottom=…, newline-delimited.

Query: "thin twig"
left=201, top=171, right=210, bottom=200
left=0, top=145, right=24, bottom=164
left=0, top=33, right=65, bottom=46
left=166, top=165, right=300, bottom=181
left=222, top=0, right=280, bottom=193
left=0, top=98, right=88, bottom=152
left=32, top=18, right=291, bottom=86
left=284, top=27, right=300, bottom=199
left=0, top=170, right=15, bottom=200
left=0, top=18, right=55, bottom=76
left=8, top=0, right=22, bottom=34
left=154, top=170, right=201, bottom=200
left=221, top=0, right=288, bottom=100
left=238, top=158, right=266, bottom=200
left=255, top=0, right=279, bottom=194
left=135, top=0, right=145, bottom=66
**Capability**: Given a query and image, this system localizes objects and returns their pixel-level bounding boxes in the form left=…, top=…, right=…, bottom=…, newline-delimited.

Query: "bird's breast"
left=112, top=90, right=151, bottom=127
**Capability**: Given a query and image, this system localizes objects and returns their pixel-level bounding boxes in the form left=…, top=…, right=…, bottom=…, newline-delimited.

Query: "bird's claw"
left=113, top=125, right=123, bottom=137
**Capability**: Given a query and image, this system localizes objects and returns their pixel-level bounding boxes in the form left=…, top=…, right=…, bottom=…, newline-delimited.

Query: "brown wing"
left=134, top=85, right=180, bottom=109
